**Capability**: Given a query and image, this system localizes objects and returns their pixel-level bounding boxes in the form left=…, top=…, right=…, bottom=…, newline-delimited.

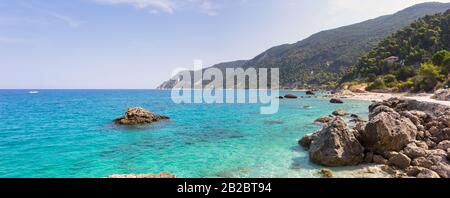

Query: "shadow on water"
left=103, top=120, right=172, bottom=132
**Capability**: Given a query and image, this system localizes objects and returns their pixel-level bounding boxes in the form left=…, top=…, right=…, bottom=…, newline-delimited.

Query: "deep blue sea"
left=0, top=90, right=370, bottom=178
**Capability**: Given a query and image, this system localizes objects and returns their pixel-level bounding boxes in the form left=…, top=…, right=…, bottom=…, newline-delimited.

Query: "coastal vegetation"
left=343, top=10, right=450, bottom=93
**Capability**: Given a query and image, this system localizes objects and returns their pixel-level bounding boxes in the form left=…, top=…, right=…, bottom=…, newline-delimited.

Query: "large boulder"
left=430, top=163, right=450, bottom=178
left=403, top=143, right=427, bottom=159
left=362, top=111, right=417, bottom=152
left=388, top=153, right=411, bottom=169
left=114, top=108, right=169, bottom=125
left=309, top=117, right=364, bottom=166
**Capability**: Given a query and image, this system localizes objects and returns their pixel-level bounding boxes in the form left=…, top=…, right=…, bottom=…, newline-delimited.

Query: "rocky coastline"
left=299, top=98, right=450, bottom=178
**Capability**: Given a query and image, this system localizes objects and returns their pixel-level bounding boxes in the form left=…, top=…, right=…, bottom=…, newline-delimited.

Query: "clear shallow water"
left=0, top=90, right=370, bottom=178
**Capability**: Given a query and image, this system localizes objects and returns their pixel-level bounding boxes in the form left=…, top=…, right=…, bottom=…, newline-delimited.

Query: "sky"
left=0, top=0, right=449, bottom=89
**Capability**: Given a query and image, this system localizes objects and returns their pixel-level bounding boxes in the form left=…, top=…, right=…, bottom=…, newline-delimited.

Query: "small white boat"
left=29, top=91, right=39, bottom=94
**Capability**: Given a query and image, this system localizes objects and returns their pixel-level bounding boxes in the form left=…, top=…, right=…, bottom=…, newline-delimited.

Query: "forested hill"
left=158, top=2, right=450, bottom=89
left=343, top=9, right=450, bottom=92
left=241, top=2, right=450, bottom=86
left=157, top=60, right=247, bottom=89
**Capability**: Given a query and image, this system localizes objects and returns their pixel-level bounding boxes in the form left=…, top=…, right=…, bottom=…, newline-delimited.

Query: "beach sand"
left=332, top=91, right=450, bottom=107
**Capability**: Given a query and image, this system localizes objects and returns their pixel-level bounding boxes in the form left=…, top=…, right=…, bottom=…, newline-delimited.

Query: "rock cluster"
left=114, top=107, right=169, bottom=125
left=299, top=98, right=450, bottom=178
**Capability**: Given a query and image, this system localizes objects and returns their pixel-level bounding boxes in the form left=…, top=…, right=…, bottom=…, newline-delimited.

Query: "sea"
left=0, top=90, right=370, bottom=178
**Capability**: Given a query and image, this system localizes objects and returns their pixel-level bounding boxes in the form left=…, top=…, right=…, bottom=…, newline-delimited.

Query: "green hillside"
left=344, top=9, right=450, bottom=92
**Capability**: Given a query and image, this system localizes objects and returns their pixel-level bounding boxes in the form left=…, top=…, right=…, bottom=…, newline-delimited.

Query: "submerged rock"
left=108, top=172, right=176, bottom=178
left=309, top=117, right=364, bottom=166
left=114, top=107, right=169, bottom=125
left=388, top=153, right=411, bottom=169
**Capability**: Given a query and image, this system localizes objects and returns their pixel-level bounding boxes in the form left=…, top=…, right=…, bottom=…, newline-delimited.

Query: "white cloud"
left=94, top=0, right=175, bottom=13
left=93, top=0, right=219, bottom=15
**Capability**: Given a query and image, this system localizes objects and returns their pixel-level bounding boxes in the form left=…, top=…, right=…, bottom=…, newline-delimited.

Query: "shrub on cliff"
left=413, top=63, right=445, bottom=92
left=367, top=77, right=387, bottom=91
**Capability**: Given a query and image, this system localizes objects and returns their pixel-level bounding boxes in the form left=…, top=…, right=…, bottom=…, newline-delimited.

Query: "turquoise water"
left=0, top=90, right=370, bottom=178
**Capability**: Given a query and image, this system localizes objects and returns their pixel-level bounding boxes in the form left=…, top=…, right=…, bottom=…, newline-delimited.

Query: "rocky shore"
left=299, top=98, right=450, bottom=178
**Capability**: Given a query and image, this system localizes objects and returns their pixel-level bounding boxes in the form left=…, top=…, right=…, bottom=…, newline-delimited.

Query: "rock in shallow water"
left=314, top=116, right=333, bottom=124
left=332, top=109, right=348, bottom=117
left=284, top=94, right=298, bottom=99
left=309, top=117, right=364, bottom=166
left=114, top=107, right=169, bottom=125
left=330, top=98, right=344, bottom=104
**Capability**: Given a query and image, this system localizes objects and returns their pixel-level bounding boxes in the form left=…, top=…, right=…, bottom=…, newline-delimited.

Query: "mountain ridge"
left=158, top=2, right=450, bottom=89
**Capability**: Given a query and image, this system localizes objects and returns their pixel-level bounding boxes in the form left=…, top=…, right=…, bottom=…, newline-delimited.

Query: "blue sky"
left=1, top=0, right=449, bottom=89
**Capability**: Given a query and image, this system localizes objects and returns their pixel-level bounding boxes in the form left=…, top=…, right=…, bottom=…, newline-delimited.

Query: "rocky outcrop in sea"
left=114, top=108, right=170, bottom=125
left=299, top=98, right=450, bottom=178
